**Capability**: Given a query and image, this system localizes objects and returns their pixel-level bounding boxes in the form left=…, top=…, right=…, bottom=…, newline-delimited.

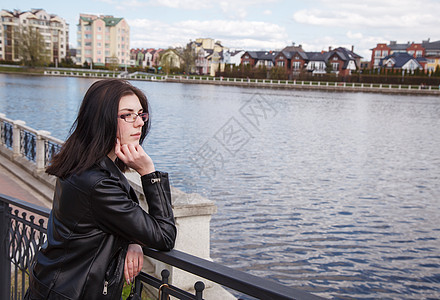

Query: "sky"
left=3, top=0, right=440, bottom=60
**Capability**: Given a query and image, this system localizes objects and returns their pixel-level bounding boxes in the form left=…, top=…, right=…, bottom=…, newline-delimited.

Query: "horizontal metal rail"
left=143, top=248, right=324, bottom=300
left=0, top=193, right=325, bottom=300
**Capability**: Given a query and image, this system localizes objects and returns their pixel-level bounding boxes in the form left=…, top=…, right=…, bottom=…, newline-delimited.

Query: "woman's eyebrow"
left=118, top=108, right=144, bottom=114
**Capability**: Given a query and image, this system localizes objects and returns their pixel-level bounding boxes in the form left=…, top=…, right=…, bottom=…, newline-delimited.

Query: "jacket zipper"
left=103, top=280, right=108, bottom=295
left=151, top=174, right=170, bottom=215
left=151, top=178, right=161, bottom=184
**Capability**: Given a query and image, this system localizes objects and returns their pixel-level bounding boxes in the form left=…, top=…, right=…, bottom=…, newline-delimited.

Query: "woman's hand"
left=124, top=243, right=144, bottom=285
left=115, top=138, right=155, bottom=176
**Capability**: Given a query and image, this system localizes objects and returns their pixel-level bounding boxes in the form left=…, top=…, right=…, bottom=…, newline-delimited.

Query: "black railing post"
left=160, top=269, right=170, bottom=300
left=194, top=281, right=205, bottom=300
left=0, top=201, right=11, bottom=300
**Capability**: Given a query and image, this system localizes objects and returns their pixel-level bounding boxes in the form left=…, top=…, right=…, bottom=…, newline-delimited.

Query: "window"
left=332, top=63, right=339, bottom=70
left=97, top=34, right=102, bottom=40
left=293, top=61, right=301, bottom=69
left=383, top=50, right=388, bottom=56
left=277, top=61, right=284, bottom=67
left=98, top=50, right=101, bottom=54
left=416, top=50, right=423, bottom=57
left=333, top=56, right=338, bottom=61
left=98, top=27, right=102, bottom=31
left=85, top=26, right=91, bottom=31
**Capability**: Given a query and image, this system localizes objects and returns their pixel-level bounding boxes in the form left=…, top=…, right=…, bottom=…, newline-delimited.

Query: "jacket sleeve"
left=90, top=171, right=176, bottom=251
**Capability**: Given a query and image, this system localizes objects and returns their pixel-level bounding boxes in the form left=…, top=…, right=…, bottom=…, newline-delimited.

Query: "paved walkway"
left=0, top=163, right=51, bottom=209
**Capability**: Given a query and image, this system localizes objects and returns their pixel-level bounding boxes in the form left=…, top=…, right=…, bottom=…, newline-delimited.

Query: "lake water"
left=1, top=74, right=439, bottom=299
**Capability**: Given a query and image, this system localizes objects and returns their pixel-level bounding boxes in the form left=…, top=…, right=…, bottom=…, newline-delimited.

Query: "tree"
left=107, top=55, right=119, bottom=73
left=325, top=61, right=333, bottom=73
left=180, top=42, right=196, bottom=74
left=15, top=25, right=50, bottom=67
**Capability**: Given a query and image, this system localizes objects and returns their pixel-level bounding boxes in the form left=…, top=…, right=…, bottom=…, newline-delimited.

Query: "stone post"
left=36, top=130, right=51, bottom=171
left=124, top=172, right=219, bottom=292
left=12, top=120, right=26, bottom=157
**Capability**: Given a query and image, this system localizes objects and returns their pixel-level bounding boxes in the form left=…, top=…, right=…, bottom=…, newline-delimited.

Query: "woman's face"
left=117, top=94, right=146, bottom=145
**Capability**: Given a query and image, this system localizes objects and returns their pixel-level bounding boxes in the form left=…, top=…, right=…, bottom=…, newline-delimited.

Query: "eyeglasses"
left=118, top=112, right=149, bottom=123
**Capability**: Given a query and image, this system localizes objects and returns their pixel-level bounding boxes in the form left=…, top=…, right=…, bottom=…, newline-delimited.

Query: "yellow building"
left=425, top=57, right=440, bottom=73
left=77, top=14, right=130, bottom=66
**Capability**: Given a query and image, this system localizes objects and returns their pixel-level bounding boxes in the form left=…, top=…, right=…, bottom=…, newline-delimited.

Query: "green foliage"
left=269, top=66, right=289, bottom=80
left=107, top=55, right=119, bottom=72
left=325, top=61, right=333, bottom=73
left=15, top=25, right=50, bottom=67
left=434, top=65, right=440, bottom=77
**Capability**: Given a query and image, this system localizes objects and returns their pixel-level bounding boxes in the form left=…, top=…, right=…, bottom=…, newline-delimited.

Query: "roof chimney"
left=329, top=46, right=332, bottom=52
left=351, top=45, right=354, bottom=52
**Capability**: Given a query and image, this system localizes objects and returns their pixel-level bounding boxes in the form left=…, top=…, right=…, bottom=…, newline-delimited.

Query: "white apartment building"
left=0, top=9, right=69, bottom=63
left=77, top=14, right=130, bottom=66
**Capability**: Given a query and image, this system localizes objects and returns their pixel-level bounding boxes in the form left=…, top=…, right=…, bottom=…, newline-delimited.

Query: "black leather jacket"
left=28, top=156, right=176, bottom=299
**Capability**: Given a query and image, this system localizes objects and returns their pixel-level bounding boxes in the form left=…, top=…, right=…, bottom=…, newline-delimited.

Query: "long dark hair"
left=46, top=79, right=151, bottom=178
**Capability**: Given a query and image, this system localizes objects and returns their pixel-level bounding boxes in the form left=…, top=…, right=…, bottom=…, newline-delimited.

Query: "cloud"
left=144, top=0, right=279, bottom=17
left=129, top=18, right=288, bottom=50
left=263, top=10, right=272, bottom=15
left=292, top=0, right=440, bottom=33
left=347, top=31, right=363, bottom=40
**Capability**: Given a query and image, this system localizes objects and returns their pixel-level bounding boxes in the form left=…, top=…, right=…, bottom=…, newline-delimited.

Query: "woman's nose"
left=134, top=115, right=144, bottom=127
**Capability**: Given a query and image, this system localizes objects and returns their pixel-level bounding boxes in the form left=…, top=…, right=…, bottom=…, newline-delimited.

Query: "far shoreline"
left=1, top=66, right=440, bottom=96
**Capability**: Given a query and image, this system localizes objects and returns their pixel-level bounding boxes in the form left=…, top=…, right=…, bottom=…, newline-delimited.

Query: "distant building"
left=76, top=13, right=130, bottom=66
left=371, top=39, right=440, bottom=72
left=241, top=51, right=279, bottom=68
left=243, top=45, right=362, bottom=77
left=224, top=50, right=245, bottom=66
left=0, top=9, right=69, bottom=63
left=378, top=52, right=425, bottom=72
left=190, top=38, right=229, bottom=75
left=129, top=48, right=163, bottom=69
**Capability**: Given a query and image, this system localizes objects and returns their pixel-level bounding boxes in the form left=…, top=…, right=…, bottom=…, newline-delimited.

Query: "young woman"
left=25, top=79, right=176, bottom=299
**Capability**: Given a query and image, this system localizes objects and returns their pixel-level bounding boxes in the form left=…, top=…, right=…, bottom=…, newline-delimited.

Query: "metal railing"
left=0, top=115, right=62, bottom=171
left=0, top=193, right=324, bottom=300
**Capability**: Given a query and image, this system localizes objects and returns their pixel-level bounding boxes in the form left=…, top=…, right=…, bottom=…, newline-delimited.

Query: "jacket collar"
left=98, top=156, right=126, bottom=180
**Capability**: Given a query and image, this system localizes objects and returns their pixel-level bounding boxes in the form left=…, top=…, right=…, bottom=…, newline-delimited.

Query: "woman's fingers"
left=124, top=257, right=131, bottom=284
left=124, top=244, right=144, bottom=284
